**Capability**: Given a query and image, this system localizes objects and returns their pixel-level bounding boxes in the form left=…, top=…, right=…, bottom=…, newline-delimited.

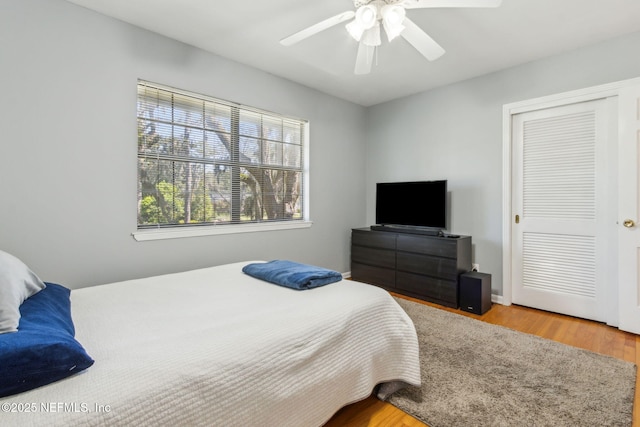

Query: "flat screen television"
left=375, top=180, right=447, bottom=229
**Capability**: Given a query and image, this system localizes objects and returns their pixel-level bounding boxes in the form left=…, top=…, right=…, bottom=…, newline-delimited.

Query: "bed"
left=0, top=259, right=421, bottom=426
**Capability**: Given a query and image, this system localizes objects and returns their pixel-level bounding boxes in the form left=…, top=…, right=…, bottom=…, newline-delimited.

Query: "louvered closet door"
left=512, top=99, right=611, bottom=322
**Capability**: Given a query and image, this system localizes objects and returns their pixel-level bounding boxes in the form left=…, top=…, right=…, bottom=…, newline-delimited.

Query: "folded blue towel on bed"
left=242, top=260, right=343, bottom=290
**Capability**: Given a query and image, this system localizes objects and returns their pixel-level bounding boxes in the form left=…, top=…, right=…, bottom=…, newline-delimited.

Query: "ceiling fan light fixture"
left=346, top=4, right=378, bottom=41
left=345, top=20, right=364, bottom=41
left=357, top=4, right=378, bottom=27
left=381, top=4, right=406, bottom=41
left=361, top=22, right=381, bottom=47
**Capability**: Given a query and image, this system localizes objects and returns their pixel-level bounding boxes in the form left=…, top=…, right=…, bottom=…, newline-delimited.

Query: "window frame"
left=133, top=81, right=311, bottom=241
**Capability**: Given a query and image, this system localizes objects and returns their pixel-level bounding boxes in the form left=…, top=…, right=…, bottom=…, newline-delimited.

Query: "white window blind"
left=137, top=81, right=306, bottom=229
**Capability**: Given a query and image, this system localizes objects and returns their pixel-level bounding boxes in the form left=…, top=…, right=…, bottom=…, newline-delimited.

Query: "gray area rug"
left=388, top=297, right=637, bottom=427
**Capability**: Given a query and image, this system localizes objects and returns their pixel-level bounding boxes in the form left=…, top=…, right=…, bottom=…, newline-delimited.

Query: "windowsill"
left=132, top=221, right=313, bottom=241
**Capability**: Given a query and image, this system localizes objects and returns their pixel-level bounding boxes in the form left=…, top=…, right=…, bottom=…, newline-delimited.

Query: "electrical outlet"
left=471, top=263, right=480, bottom=272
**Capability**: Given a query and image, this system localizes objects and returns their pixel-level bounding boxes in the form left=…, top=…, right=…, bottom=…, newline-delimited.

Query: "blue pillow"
left=0, top=283, right=94, bottom=398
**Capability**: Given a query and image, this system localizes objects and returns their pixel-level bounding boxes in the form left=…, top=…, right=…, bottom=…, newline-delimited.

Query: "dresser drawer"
left=396, top=272, right=458, bottom=307
left=396, top=252, right=458, bottom=281
left=352, top=229, right=396, bottom=250
left=397, top=234, right=458, bottom=258
left=352, top=245, right=396, bottom=269
left=351, top=262, right=396, bottom=289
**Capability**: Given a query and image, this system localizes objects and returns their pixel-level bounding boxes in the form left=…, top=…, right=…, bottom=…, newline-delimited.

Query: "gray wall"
left=365, top=31, right=640, bottom=296
left=0, top=0, right=367, bottom=288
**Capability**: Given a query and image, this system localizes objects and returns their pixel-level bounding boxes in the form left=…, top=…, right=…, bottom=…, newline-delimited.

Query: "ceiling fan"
left=280, top=0, right=502, bottom=75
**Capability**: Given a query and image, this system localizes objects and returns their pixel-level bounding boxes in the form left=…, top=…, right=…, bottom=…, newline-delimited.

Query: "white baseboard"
left=492, top=294, right=505, bottom=305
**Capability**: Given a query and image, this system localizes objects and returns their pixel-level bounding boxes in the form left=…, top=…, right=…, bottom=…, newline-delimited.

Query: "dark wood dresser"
left=351, top=227, right=472, bottom=308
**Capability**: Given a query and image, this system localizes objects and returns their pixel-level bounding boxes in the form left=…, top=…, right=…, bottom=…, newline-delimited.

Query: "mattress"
left=0, top=261, right=421, bottom=426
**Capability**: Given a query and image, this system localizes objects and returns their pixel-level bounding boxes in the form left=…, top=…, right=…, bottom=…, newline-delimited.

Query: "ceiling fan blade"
left=280, top=11, right=356, bottom=46
left=354, top=41, right=375, bottom=75
left=401, top=18, right=445, bottom=61
left=403, top=0, right=502, bottom=9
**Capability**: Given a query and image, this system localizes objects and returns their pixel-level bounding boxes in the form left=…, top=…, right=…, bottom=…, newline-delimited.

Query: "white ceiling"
left=65, top=0, right=640, bottom=106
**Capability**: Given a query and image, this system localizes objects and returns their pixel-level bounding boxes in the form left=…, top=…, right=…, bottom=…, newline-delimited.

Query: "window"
left=136, top=81, right=307, bottom=235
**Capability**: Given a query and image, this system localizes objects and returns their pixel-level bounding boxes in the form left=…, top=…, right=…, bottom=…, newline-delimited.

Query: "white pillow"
left=0, top=250, right=46, bottom=334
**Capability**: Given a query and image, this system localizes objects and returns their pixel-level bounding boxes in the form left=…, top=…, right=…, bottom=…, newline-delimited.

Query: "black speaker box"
left=459, top=272, right=492, bottom=315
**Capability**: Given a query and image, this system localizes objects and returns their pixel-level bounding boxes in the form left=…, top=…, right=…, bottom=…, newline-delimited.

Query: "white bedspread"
left=0, top=261, right=420, bottom=427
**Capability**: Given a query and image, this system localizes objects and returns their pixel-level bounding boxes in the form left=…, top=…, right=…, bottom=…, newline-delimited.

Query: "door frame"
left=502, top=76, right=640, bottom=326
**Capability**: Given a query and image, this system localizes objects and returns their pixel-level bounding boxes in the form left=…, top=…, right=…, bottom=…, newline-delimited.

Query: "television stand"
left=370, top=224, right=443, bottom=237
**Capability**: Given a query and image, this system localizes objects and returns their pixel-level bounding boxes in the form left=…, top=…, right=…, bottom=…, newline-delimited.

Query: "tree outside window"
left=137, top=82, right=306, bottom=229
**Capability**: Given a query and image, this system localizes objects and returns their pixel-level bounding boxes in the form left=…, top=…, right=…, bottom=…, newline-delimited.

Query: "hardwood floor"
left=325, top=293, right=640, bottom=427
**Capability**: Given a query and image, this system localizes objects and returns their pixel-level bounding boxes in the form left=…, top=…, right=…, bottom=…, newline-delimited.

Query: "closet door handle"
left=623, top=219, right=635, bottom=228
